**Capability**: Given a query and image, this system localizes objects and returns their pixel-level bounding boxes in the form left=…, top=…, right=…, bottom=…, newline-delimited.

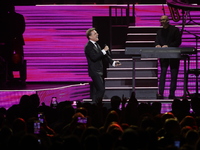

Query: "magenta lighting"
left=13, top=4, right=199, bottom=97
left=15, top=5, right=112, bottom=82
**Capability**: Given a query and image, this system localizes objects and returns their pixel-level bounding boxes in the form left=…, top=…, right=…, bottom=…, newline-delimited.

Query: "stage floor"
left=0, top=82, right=90, bottom=110
left=0, top=82, right=194, bottom=114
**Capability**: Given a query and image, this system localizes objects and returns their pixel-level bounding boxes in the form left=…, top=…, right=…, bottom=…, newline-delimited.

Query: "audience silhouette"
left=0, top=92, right=200, bottom=150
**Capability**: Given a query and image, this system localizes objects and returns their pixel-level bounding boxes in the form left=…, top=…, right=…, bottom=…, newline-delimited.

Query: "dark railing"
left=109, top=5, right=130, bottom=25
left=183, top=30, right=200, bottom=97
left=108, top=4, right=135, bottom=49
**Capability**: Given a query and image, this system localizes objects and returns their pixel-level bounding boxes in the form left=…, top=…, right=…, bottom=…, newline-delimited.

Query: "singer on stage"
left=84, top=28, right=121, bottom=104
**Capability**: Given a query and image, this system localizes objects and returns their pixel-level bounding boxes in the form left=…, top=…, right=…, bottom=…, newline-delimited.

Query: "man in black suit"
left=84, top=28, right=121, bottom=104
left=0, top=1, right=10, bottom=87
left=0, top=2, right=26, bottom=87
left=155, top=15, right=182, bottom=99
left=8, top=3, right=26, bottom=84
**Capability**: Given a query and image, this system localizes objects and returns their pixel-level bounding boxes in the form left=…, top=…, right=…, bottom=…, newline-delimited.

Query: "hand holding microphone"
left=104, top=44, right=111, bottom=55
left=104, top=44, right=109, bottom=51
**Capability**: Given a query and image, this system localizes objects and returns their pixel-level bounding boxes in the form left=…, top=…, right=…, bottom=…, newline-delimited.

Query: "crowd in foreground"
left=0, top=92, right=200, bottom=150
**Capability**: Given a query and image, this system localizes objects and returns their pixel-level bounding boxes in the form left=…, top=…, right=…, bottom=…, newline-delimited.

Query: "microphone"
left=104, top=44, right=111, bottom=55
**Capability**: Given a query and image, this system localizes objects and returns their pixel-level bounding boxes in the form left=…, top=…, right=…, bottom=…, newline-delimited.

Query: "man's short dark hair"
left=86, top=28, right=95, bottom=40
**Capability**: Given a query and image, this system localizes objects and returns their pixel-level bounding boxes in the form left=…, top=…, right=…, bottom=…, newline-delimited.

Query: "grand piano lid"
left=167, top=0, right=200, bottom=11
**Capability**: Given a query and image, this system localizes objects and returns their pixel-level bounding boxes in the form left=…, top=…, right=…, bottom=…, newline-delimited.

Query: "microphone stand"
left=185, top=10, right=200, bottom=25
left=162, top=3, right=166, bottom=15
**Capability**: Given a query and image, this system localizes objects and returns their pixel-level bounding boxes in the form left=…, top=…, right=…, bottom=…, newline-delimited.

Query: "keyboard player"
left=155, top=15, right=182, bottom=99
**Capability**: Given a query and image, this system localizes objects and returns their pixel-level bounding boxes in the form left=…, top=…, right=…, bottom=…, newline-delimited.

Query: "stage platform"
left=83, top=98, right=178, bottom=114
left=0, top=82, right=90, bottom=110
left=0, top=4, right=197, bottom=114
left=0, top=82, right=193, bottom=114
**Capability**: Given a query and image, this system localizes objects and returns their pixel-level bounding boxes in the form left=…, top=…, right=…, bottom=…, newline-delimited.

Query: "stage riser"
left=105, top=79, right=158, bottom=87
left=135, top=89, right=158, bottom=99
left=135, top=70, right=157, bottom=77
left=107, top=70, right=132, bottom=77
left=135, top=60, right=158, bottom=68
left=107, top=70, right=157, bottom=78
left=126, top=43, right=155, bottom=47
left=127, top=35, right=157, bottom=41
left=104, top=89, right=133, bottom=99
left=82, top=100, right=183, bottom=114
left=128, top=27, right=162, bottom=33
left=105, top=79, right=132, bottom=87
left=104, top=89, right=158, bottom=99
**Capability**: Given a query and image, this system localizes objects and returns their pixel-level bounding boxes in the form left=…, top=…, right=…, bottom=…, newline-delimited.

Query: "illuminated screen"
left=14, top=4, right=199, bottom=95
left=15, top=5, right=113, bottom=82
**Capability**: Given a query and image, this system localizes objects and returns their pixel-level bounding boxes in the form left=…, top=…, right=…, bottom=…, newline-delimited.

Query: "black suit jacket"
left=155, top=25, right=182, bottom=47
left=9, top=12, right=26, bottom=46
left=84, top=41, right=114, bottom=77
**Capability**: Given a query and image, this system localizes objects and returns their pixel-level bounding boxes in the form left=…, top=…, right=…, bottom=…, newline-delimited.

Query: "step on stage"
left=0, top=82, right=90, bottom=110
